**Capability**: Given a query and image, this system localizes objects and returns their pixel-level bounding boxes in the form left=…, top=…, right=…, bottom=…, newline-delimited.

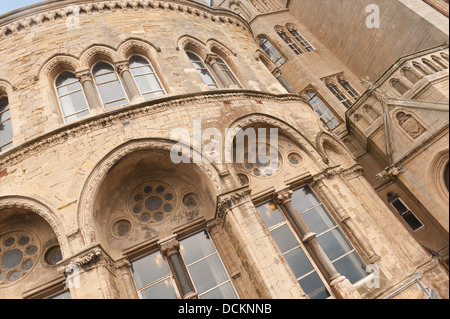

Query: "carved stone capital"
left=205, top=53, right=220, bottom=66
left=206, top=218, right=222, bottom=234
left=75, top=69, right=94, bottom=84
left=158, top=236, right=180, bottom=257
left=216, top=187, right=252, bottom=220
left=311, top=167, right=343, bottom=185
left=57, top=245, right=111, bottom=277
left=273, top=187, right=293, bottom=206
left=340, top=164, right=365, bottom=181
left=271, top=68, right=282, bottom=78
left=360, top=76, right=392, bottom=105
left=115, top=61, right=130, bottom=74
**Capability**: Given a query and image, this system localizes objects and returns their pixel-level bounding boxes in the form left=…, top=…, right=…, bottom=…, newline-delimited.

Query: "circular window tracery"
left=243, top=144, right=282, bottom=178
left=0, top=231, right=40, bottom=286
left=44, top=246, right=63, bottom=266
left=129, top=181, right=177, bottom=224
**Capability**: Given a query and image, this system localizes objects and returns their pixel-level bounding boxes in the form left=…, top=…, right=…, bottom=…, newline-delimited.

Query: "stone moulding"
left=77, top=138, right=223, bottom=246
left=0, top=196, right=69, bottom=257
left=0, top=0, right=251, bottom=40
left=216, top=186, right=252, bottom=221
left=223, top=111, right=326, bottom=169
left=0, top=90, right=304, bottom=171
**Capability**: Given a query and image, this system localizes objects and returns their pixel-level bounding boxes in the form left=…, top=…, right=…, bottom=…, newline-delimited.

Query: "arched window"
left=215, top=57, right=242, bottom=88
left=276, top=28, right=303, bottom=55
left=131, top=230, right=238, bottom=299
left=92, top=62, right=128, bottom=109
left=326, top=81, right=353, bottom=108
left=55, top=72, right=90, bottom=123
left=440, top=52, right=449, bottom=63
left=258, top=37, right=286, bottom=67
left=305, top=91, right=340, bottom=130
left=391, top=79, right=409, bottom=95
left=422, top=59, right=439, bottom=73
left=256, top=185, right=367, bottom=299
left=402, top=67, right=421, bottom=84
left=287, top=27, right=315, bottom=52
left=431, top=55, right=448, bottom=70
left=129, top=56, right=165, bottom=100
left=387, top=193, right=423, bottom=231
left=186, top=52, right=218, bottom=89
left=413, top=62, right=430, bottom=76
left=338, top=78, right=360, bottom=100
left=0, top=95, right=13, bottom=152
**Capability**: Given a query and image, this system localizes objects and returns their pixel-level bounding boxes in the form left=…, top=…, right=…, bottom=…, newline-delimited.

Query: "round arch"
left=77, top=138, right=223, bottom=247
left=0, top=196, right=69, bottom=257
left=224, top=113, right=327, bottom=170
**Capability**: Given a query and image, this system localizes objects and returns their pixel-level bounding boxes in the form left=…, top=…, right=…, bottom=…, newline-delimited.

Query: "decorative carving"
left=77, top=139, right=222, bottom=245
left=0, top=0, right=249, bottom=40
left=205, top=53, right=219, bottom=66
left=223, top=112, right=325, bottom=169
left=0, top=197, right=69, bottom=257
left=273, top=187, right=293, bottom=206
left=216, top=187, right=252, bottom=220
left=0, top=91, right=308, bottom=172
left=58, top=248, right=102, bottom=277
left=118, top=38, right=161, bottom=59
left=360, top=76, right=392, bottom=105
left=396, top=112, right=426, bottom=139
left=75, top=69, right=94, bottom=84
left=158, top=237, right=180, bottom=257
left=340, top=164, right=365, bottom=181
left=115, top=61, right=130, bottom=75
left=39, top=55, right=80, bottom=79
left=376, top=165, right=404, bottom=181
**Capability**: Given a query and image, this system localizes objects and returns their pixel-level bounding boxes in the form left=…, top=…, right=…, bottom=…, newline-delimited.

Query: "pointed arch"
left=176, top=34, right=208, bottom=58
left=206, top=38, right=236, bottom=58
left=315, top=131, right=356, bottom=167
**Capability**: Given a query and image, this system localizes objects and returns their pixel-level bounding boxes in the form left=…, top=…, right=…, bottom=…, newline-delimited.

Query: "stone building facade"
left=0, top=0, right=448, bottom=299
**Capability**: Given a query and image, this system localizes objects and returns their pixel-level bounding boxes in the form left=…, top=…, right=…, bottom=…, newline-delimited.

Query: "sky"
left=0, top=0, right=43, bottom=15
left=0, top=0, right=213, bottom=15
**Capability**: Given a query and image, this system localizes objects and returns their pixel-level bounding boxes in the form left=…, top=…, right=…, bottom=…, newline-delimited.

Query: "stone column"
left=272, top=68, right=297, bottom=94
left=114, top=258, right=139, bottom=299
left=115, top=60, right=143, bottom=102
left=158, top=235, right=196, bottom=299
left=274, top=187, right=361, bottom=299
left=312, top=172, right=381, bottom=264
left=206, top=218, right=260, bottom=298
left=75, top=69, right=103, bottom=110
left=205, top=54, right=231, bottom=88
left=218, top=187, right=307, bottom=299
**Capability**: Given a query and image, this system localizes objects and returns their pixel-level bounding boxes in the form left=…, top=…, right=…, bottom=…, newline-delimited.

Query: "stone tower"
left=0, top=0, right=448, bottom=300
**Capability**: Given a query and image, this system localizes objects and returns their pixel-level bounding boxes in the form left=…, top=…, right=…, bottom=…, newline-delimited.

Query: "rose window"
left=129, top=181, right=177, bottom=224
left=243, top=144, right=281, bottom=177
left=0, top=231, right=39, bottom=285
